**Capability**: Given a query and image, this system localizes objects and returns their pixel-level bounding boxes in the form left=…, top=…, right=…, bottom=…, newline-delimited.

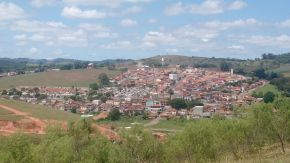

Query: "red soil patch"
left=0, top=104, right=46, bottom=135
left=93, top=112, right=108, bottom=121
left=0, top=104, right=120, bottom=141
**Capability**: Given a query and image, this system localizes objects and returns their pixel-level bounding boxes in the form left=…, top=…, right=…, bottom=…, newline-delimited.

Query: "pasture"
left=254, top=84, right=282, bottom=97
left=0, top=99, right=80, bottom=121
left=0, top=107, right=24, bottom=121
left=0, top=68, right=120, bottom=89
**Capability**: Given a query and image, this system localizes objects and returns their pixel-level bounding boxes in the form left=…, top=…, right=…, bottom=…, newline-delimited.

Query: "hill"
left=0, top=68, right=120, bottom=89
left=0, top=98, right=79, bottom=121
left=0, top=57, right=134, bottom=73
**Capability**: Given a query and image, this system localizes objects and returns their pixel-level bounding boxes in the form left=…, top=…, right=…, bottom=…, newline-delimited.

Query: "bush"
left=108, top=109, right=121, bottom=121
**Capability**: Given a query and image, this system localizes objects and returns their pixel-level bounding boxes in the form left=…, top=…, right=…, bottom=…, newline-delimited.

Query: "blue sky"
left=0, top=0, right=290, bottom=60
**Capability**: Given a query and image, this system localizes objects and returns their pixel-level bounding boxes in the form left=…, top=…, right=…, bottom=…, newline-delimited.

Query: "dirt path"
left=0, top=104, right=120, bottom=140
left=144, top=117, right=161, bottom=127
left=0, top=104, right=46, bottom=134
left=93, top=112, right=108, bottom=121
left=0, top=104, right=119, bottom=140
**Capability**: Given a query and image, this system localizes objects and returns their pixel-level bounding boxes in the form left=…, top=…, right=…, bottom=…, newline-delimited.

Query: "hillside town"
left=0, top=64, right=267, bottom=120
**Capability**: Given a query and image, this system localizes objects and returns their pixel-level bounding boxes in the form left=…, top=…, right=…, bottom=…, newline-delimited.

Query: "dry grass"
left=0, top=99, right=80, bottom=121
left=0, top=68, right=120, bottom=89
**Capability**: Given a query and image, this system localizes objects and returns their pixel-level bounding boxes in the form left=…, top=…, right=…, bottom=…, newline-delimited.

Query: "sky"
left=0, top=0, right=290, bottom=60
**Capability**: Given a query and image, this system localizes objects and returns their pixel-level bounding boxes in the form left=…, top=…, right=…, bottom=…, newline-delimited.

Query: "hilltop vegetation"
left=0, top=58, right=134, bottom=73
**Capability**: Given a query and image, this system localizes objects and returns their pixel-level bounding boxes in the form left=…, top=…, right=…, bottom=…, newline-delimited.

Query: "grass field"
left=273, top=64, right=290, bottom=73
left=0, top=107, right=24, bottom=121
left=254, top=84, right=282, bottom=97
left=96, top=115, right=149, bottom=128
left=0, top=98, right=80, bottom=121
left=149, top=119, right=194, bottom=130
left=97, top=116, right=197, bottom=131
left=0, top=68, right=120, bottom=89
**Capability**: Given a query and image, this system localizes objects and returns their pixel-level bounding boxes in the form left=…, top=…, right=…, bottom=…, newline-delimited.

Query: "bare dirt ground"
left=93, top=112, right=109, bottom=121
left=0, top=104, right=119, bottom=140
left=0, top=104, right=46, bottom=135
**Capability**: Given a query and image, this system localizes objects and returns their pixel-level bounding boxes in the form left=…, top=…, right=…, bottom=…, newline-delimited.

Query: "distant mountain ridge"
left=1, top=52, right=290, bottom=73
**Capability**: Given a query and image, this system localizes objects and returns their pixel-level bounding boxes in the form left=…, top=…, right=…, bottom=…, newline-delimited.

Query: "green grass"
left=0, top=68, right=120, bottom=89
left=149, top=119, right=193, bottom=130
left=254, top=84, right=282, bottom=97
left=0, top=107, right=24, bottom=121
left=273, top=64, right=290, bottom=73
left=96, top=115, right=149, bottom=128
left=0, top=98, right=80, bottom=121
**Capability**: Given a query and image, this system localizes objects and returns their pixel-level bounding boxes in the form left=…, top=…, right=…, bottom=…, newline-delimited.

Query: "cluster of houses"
left=0, top=65, right=267, bottom=120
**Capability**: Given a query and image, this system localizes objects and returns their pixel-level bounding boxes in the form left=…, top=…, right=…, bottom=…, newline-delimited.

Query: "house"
left=192, top=106, right=204, bottom=116
left=145, top=100, right=164, bottom=112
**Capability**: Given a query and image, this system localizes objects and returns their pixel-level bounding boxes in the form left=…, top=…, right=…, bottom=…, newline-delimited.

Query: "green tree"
left=220, top=61, right=230, bottom=72
left=169, top=99, right=187, bottom=110
left=99, top=73, right=110, bottom=86
left=89, top=83, right=99, bottom=90
left=108, top=109, right=121, bottom=121
left=1, top=90, right=7, bottom=95
left=263, top=91, right=275, bottom=103
left=254, top=68, right=266, bottom=79
left=272, top=98, right=290, bottom=153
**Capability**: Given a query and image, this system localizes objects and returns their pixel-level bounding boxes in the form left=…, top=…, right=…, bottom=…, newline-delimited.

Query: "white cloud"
left=175, top=25, right=219, bottom=42
left=14, top=34, right=27, bottom=41
left=240, top=35, right=290, bottom=48
left=204, top=18, right=258, bottom=30
left=228, top=45, right=245, bottom=50
left=0, top=2, right=27, bottom=20
left=30, top=0, right=59, bottom=7
left=30, top=34, right=51, bottom=42
left=11, top=20, right=89, bottom=47
left=148, top=18, right=157, bottom=24
left=62, top=6, right=106, bottom=19
left=14, top=34, right=28, bottom=45
left=141, top=41, right=156, bottom=48
left=228, top=0, right=247, bottom=10
left=57, top=29, right=88, bottom=47
left=166, top=48, right=179, bottom=53
left=143, top=31, right=176, bottom=44
left=79, top=23, right=118, bottom=38
left=122, top=6, right=142, bottom=14
left=52, top=49, right=64, bottom=55
left=188, top=0, right=224, bottom=15
left=101, top=41, right=132, bottom=49
left=120, top=19, right=138, bottom=27
left=164, top=2, right=184, bottom=16
left=63, top=0, right=152, bottom=7
left=280, top=19, right=290, bottom=28
left=29, top=47, right=39, bottom=54
left=11, top=20, right=67, bottom=32
left=164, top=0, right=247, bottom=16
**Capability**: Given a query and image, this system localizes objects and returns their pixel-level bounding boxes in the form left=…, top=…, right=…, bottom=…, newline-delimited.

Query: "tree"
left=1, top=90, right=7, bottom=95
left=108, top=109, right=121, bottom=121
left=169, top=99, right=187, bottom=110
left=98, top=73, right=110, bottom=86
left=263, top=91, right=275, bottom=103
left=168, top=88, right=174, bottom=99
left=220, top=61, right=230, bottom=72
left=254, top=68, right=266, bottom=79
left=89, top=83, right=99, bottom=90
left=272, top=98, right=290, bottom=153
